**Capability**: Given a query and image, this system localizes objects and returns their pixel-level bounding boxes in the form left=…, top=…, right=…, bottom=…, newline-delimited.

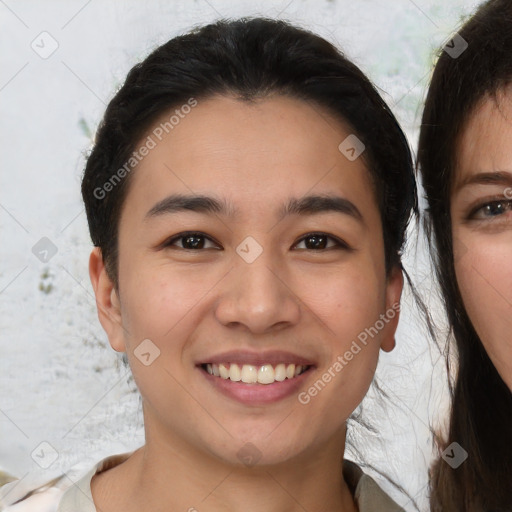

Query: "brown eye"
left=294, top=233, right=349, bottom=250
left=164, top=232, right=220, bottom=250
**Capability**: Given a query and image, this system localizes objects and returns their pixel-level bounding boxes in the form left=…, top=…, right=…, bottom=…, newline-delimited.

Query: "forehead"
left=456, top=89, right=512, bottom=181
left=123, top=94, right=377, bottom=220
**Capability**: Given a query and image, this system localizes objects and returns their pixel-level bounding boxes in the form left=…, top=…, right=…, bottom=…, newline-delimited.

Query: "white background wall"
left=0, top=1, right=482, bottom=510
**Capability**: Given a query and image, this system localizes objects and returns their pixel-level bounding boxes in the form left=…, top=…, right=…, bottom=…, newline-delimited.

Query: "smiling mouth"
left=200, top=363, right=311, bottom=385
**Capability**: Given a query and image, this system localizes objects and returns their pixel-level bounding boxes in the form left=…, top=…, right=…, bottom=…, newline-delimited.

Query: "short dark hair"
left=417, top=0, right=512, bottom=509
left=81, top=17, right=416, bottom=288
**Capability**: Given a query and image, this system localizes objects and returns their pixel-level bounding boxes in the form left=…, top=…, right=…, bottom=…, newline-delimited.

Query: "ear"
left=88, top=247, right=126, bottom=353
left=380, top=264, right=404, bottom=353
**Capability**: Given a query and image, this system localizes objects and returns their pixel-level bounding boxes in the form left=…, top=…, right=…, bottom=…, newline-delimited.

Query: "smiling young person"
left=417, top=1, right=512, bottom=510
left=0, top=18, right=417, bottom=512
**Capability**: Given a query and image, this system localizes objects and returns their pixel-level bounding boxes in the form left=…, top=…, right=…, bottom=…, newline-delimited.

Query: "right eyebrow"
left=145, top=194, right=236, bottom=220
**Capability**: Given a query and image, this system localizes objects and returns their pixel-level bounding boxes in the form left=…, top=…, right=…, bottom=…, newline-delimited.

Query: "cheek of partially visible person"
left=451, top=90, right=512, bottom=392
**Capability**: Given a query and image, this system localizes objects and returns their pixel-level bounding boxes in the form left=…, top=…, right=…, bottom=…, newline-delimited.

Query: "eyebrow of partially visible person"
left=144, top=193, right=364, bottom=223
left=455, top=170, right=512, bottom=191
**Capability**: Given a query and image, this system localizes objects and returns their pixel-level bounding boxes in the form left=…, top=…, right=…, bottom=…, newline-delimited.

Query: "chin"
left=206, top=430, right=309, bottom=469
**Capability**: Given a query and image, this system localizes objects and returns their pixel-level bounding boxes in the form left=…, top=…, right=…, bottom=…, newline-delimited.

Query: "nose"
left=214, top=252, right=301, bottom=334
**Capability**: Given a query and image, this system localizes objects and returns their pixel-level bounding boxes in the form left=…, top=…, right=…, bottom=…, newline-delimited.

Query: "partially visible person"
left=418, top=1, right=512, bottom=510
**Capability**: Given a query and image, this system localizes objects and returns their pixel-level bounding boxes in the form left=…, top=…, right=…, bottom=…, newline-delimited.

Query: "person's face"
left=451, top=88, right=512, bottom=391
left=90, top=94, right=402, bottom=466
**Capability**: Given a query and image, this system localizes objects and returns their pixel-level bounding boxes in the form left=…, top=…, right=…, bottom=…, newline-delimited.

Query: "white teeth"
left=219, top=363, right=229, bottom=379
left=241, top=364, right=258, bottom=384
left=207, top=363, right=308, bottom=384
left=258, top=364, right=275, bottom=384
left=229, top=364, right=241, bottom=381
left=274, top=363, right=286, bottom=382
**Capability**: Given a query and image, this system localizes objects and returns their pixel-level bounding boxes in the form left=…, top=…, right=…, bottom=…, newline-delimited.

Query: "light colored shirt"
left=0, top=454, right=405, bottom=511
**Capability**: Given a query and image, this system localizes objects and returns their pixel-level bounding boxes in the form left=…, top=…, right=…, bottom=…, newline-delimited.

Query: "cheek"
left=117, top=267, right=210, bottom=419
left=310, top=264, right=386, bottom=338
left=454, top=239, right=512, bottom=361
left=119, top=258, right=216, bottom=342
left=302, top=267, right=385, bottom=375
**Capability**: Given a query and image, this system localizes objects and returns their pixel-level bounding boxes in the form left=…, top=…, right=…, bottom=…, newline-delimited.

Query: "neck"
left=92, top=417, right=358, bottom=512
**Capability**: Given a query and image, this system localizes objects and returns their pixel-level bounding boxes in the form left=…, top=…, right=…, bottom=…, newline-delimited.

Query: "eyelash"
left=467, top=198, right=512, bottom=220
left=162, top=231, right=350, bottom=251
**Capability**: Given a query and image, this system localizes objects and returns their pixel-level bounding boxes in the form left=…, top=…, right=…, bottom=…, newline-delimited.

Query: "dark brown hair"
left=81, top=17, right=416, bottom=288
left=417, top=1, right=512, bottom=510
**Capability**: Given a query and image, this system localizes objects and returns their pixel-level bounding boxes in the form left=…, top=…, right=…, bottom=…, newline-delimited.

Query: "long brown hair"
left=417, top=1, right=512, bottom=510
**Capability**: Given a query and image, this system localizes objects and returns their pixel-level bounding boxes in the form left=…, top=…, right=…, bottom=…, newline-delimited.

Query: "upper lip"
left=197, top=350, right=316, bottom=367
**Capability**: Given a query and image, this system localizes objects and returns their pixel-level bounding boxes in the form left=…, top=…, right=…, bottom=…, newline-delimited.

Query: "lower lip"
left=198, top=366, right=314, bottom=405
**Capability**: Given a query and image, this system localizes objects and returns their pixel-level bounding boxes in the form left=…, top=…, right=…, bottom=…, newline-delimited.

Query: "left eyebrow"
left=144, top=193, right=363, bottom=223
left=455, top=170, right=512, bottom=192
left=277, top=194, right=363, bottom=222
